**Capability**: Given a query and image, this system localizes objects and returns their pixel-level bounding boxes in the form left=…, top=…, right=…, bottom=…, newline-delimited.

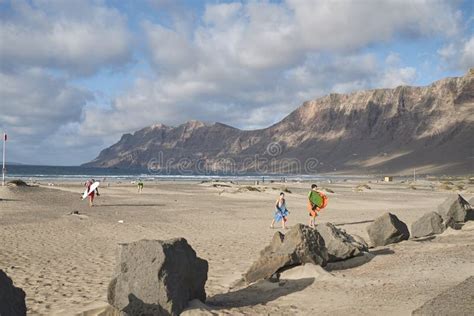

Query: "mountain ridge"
left=83, top=70, right=474, bottom=175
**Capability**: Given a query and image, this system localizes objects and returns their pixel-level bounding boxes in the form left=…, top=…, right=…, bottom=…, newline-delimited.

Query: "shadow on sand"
left=122, top=294, right=170, bottom=315
left=411, top=236, right=437, bottom=242
left=370, top=248, right=395, bottom=256
left=334, top=219, right=374, bottom=226
left=207, top=278, right=314, bottom=308
left=326, top=247, right=395, bottom=271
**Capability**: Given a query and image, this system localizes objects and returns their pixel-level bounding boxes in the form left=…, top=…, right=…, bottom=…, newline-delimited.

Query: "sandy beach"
left=1, top=178, right=473, bottom=315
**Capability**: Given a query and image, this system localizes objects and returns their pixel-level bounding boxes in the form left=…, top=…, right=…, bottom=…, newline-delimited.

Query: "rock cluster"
left=411, top=194, right=473, bottom=238
left=244, top=223, right=370, bottom=284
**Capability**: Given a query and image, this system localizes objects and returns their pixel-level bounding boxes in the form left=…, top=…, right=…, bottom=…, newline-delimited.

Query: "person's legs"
left=270, top=218, right=275, bottom=228
left=309, top=210, right=315, bottom=227
left=89, top=193, right=95, bottom=207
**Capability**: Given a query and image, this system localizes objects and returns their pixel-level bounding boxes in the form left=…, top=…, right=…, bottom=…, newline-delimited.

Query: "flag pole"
left=2, top=133, right=6, bottom=186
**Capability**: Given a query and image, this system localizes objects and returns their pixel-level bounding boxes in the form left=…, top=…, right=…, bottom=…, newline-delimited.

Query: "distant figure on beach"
left=270, top=192, right=289, bottom=229
left=307, top=184, right=328, bottom=227
left=137, top=179, right=144, bottom=193
left=84, top=179, right=100, bottom=207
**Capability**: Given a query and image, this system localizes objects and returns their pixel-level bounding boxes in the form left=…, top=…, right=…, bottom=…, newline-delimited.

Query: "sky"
left=0, top=0, right=473, bottom=166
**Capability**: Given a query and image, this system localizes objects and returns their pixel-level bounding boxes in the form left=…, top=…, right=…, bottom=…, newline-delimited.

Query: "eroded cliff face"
left=84, top=70, right=474, bottom=175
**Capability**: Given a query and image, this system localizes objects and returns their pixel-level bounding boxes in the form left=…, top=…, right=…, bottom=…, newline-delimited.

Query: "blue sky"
left=0, top=0, right=473, bottom=165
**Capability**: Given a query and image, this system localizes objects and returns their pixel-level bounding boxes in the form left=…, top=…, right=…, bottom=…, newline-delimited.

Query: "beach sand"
left=1, top=179, right=473, bottom=315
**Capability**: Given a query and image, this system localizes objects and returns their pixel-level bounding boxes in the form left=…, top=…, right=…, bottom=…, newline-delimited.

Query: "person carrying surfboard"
left=84, top=179, right=97, bottom=207
left=307, top=184, right=328, bottom=227
left=270, top=192, right=290, bottom=229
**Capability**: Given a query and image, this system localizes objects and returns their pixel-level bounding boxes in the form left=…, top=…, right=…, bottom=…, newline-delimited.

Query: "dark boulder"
left=0, top=269, right=27, bottom=316
left=315, top=222, right=368, bottom=262
left=367, top=212, right=409, bottom=247
left=438, top=194, right=473, bottom=225
left=243, top=224, right=328, bottom=284
left=108, top=238, right=208, bottom=316
left=411, top=211, right=447, bottom=238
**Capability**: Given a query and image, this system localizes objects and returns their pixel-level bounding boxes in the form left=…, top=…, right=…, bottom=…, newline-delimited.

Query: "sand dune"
left=1, top=179, right=473, bottom=315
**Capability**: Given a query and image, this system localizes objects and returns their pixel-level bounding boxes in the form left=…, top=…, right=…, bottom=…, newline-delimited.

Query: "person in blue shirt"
left=270, top=192, right=290, bottom=229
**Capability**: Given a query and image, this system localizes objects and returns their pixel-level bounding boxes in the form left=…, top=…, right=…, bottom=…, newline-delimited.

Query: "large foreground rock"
left=437, top=194, right=472, bottom=224
left=411, top=211, right=447, bottom=238
left=108, top=238, right=208, bottom=316
left=243, top=224, right=328, bottom=284
left=367, top=212, right=409, bottom=247
left=316, top=222, right=368, bottom=262
left=0, top=269, right=27, bottom=316
left=412, top=276, right=474, bottom=315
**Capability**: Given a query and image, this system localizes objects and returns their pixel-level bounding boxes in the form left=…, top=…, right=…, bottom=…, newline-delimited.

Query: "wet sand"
left=0, top=179, right=473, bottom=315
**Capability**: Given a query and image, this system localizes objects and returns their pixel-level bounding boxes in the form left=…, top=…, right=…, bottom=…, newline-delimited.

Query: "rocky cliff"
left=83, top=70, right=474, bottom=175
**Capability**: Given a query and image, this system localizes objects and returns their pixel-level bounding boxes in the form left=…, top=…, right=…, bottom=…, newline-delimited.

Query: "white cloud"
left=0, top=0, right=132, bottom=76
left=78, top=52, right=417, bottom=139
left=143, top=21, right=198, bottom=72
left=203, top=2, right=242, bottom=26
left=0, top=68, right=93, bottom=163
left=385, top=52, right=402, bottom=67
left=0, top=0, right=469, bottom=165
left=75, top=0, right=462, bottom=143
left=0, top=69, right=90, bottom=136
left=438, top=36, right=474, bottom=71
left=379, top=67, right=417, bottom=88
left=460, top=37, right=474, bottom=70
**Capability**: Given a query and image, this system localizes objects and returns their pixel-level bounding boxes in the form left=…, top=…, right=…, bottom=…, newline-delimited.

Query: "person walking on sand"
left=137, top=179, right=144, bottom=193
left=85, top=180, right=95, bottom=207
left=307, top=184, right=328, bottom=227
left=270, top=192, right=289, bottom=229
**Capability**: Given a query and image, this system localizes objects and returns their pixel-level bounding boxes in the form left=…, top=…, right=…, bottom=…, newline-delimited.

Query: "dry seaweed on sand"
left=439, top=184, right=453, bottom=190
left=321, top=187, right=335, bottom=193
left=236, top=186, right=264, bottom=193
left=7, top=179, right=29, bottom=187
left=354, top=184, right=371, bottom=192
left=212, top=183, right=232, bottom=188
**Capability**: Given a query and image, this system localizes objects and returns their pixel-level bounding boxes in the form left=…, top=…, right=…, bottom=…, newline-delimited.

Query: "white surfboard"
left=82, top=182, right=100, bottom=200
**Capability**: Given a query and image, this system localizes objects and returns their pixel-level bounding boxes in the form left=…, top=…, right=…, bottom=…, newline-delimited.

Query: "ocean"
left=0, top=164, right=364, bottom=183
